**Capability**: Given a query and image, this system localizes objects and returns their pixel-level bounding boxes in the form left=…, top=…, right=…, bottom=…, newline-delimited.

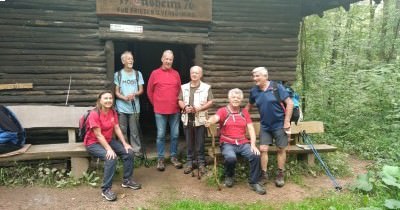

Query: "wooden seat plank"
left=208, top=144, right=337, bottom=158
left=0, top=143, right=88, bottom=161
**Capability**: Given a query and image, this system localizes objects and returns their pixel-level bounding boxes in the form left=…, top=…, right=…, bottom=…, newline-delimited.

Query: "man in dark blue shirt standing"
left=246, top=67, right=293, bottom=188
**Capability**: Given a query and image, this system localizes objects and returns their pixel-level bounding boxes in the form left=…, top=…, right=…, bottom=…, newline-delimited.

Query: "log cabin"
left=0, top=0, right=378, bottom=144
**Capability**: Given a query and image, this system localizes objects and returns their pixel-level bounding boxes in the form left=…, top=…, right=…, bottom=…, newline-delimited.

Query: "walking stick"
left=300, top=131, right=342, bottom=191
left=132, top=101, right=149, bottom=167
left=207, top=126, right=222, bottom=190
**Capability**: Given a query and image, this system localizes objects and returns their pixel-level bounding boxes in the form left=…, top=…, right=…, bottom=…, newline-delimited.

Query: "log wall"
left=0, top=0, right=351, bottom=108
left=204, top=0, right=301, bottom=114
left=0, top=0, right=104, bottom=106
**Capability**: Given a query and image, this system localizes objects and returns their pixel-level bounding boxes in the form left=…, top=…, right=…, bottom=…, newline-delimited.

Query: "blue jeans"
left=154, top=113, right=180, bottom=159
left=221, top=143, right=261, bottom=184
left=86, top=139, right=134, bottom=192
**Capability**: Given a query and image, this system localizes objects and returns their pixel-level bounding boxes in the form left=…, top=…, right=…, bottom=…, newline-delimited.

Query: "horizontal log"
left=0, top=61, right=105, bottom=67
left=0, top=95, right=98, bottom=103
left=203, top=50, right=297, bottom=57
left=0, top=30, right=99, bottom=39
left=99, top=30, right=209, bottom=44
left=0, top=37, right=102, bottom=45
left=0, top=66, right=106, bottom=74
left=203, top=60, right=297, bottom=68
left=202, top=65, right=295, bottom=71
left=0, top=73, right=106, bottom=80
left=1, top=0, right=95, bottom=12
left=209, top=31, right=297, bottom=39
left=0, top=8, right=97, bottom=21
left=0, top=89, right=105, bottom=96
left=0, top=42, right=103, bottom=51
left=0, top=25, right=98, bottom=35
left=0, top=78, right=108, bottom=85
left=0, top=19, right=98, bottom=29
left=0, top=49, right=104, bottom=56
left=0, top=55, right=105, bottom=62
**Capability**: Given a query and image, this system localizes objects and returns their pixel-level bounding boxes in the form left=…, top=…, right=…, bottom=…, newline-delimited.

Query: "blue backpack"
left=271, top=81, right=301, bottom=124
left=0, top=105, right=26, bottom=154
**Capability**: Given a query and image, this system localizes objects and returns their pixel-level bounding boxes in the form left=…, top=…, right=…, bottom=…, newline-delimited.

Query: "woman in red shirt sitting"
left=206, top=88, right=265, bottom=195
left=84, top=90, right=141, bottom=201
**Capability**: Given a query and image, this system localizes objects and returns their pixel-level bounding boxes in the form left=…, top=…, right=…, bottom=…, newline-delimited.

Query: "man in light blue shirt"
left=114, top=51, right=145, bottom=157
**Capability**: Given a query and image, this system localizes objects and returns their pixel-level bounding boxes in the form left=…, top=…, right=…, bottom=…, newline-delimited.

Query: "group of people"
left=82, top=50, right=294, bottom=201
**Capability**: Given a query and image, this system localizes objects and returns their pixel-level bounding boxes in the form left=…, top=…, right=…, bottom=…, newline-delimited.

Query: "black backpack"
left=271, top=81, right=301, bottom=124
left=78, top=108, right=99, bottom=143
left=0, top=105, right=26, bottom=154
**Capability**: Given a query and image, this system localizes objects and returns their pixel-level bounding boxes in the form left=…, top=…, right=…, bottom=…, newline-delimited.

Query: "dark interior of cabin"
left=113, top=41, right=195, bottom=142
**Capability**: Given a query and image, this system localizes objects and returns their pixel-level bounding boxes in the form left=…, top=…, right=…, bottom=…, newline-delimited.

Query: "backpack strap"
left=117, top=70, right=122, bottom=87
left=222, top=106, right=245, bottom=126
left=272, top=81, right=286, bottom=112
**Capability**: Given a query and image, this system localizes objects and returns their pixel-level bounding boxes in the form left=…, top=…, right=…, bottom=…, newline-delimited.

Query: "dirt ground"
left=0, top=157, right=370, bottom=210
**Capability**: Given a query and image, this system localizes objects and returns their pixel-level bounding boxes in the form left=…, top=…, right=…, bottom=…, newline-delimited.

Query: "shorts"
left=259, top=128, right=288, bottom=148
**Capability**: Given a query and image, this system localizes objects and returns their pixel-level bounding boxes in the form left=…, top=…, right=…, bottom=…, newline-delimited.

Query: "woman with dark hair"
left=84, top=90, right=141, bottom=201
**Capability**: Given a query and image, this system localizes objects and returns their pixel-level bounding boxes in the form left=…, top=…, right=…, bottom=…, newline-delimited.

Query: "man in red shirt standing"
left=147, top=50, right=183, bottom=171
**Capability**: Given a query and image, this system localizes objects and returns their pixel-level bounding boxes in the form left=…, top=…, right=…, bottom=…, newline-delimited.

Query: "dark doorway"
left=114, top=41, right=195, bottom=140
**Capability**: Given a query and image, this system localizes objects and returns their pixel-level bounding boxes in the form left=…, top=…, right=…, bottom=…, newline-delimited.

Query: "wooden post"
left=105, top=40, right=114, bottom=89
left=194, top=44, right=203, bottom=66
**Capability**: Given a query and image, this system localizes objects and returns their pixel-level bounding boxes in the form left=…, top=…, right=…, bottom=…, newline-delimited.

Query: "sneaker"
left=275, top=169, right=285, bottom=187
left=183, top=165, right=193, bottom=174
left=224, top=176, right=234, bottom=188
left=259, top=170, right=268, bottom=185
left=170, top=157, right=183, bottom=169
left=101, top=189, right=117, bottom=201
left=157, top=159, right=165, bottom=171
left=199, top=164, right=207, bottom=176
left=250, top=183, right=266, bottom=195
left=121, top=180, right=142, bottom=190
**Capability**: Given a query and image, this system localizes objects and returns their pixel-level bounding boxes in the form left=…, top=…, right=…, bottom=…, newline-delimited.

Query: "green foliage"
left=299, top=1, right=400, bottom=168
left=351, top=165, right=400, bottom=209
left=0, top=161, right=100, bottom=187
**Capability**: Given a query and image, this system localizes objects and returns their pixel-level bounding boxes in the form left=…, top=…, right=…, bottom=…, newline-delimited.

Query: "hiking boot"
left=224, top=176, right=234, bottom=188
left=121, top=180, right=142, bottom=190
left=101, top=188, right=117, bottom=201
left=259, top=170, right=268, bottom=185
left=183, top=164, right=193, bottom=174
left=199, top=164, right=207, bottom=176
left=170, top=157, right=183, bottom=169
left=275, top=169, right=285, bottom=187
left=157, top=159, right=165, bottom=171
left=250, top=183, right=266, bottom=195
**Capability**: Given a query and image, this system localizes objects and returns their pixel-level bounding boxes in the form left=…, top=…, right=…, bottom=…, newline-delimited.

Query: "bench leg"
left=71, top=157, right=89, bottom=178
left=307, top=153, right=315, bottom=166
left=297, top=154, right=315, bottom=166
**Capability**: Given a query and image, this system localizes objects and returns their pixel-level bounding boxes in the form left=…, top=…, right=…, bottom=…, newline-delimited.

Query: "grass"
left=163, top=191, right=385, bottom=210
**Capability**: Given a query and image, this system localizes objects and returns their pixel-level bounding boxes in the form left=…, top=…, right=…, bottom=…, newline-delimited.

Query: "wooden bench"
left=0, top=105, right=91, bottom=178
left=207, top=121, right=337, bottom=166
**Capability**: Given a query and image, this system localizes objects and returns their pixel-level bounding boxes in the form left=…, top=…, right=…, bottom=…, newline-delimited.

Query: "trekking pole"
left=132, top=100, right=149, bottom=167
left=301, top=131, right=342, bottom=191
left=207, top=126, right=222, bottom=191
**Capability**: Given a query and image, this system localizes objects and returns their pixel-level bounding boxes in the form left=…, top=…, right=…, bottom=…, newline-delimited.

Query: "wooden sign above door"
left=96, top=0, right=212, bottom=22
